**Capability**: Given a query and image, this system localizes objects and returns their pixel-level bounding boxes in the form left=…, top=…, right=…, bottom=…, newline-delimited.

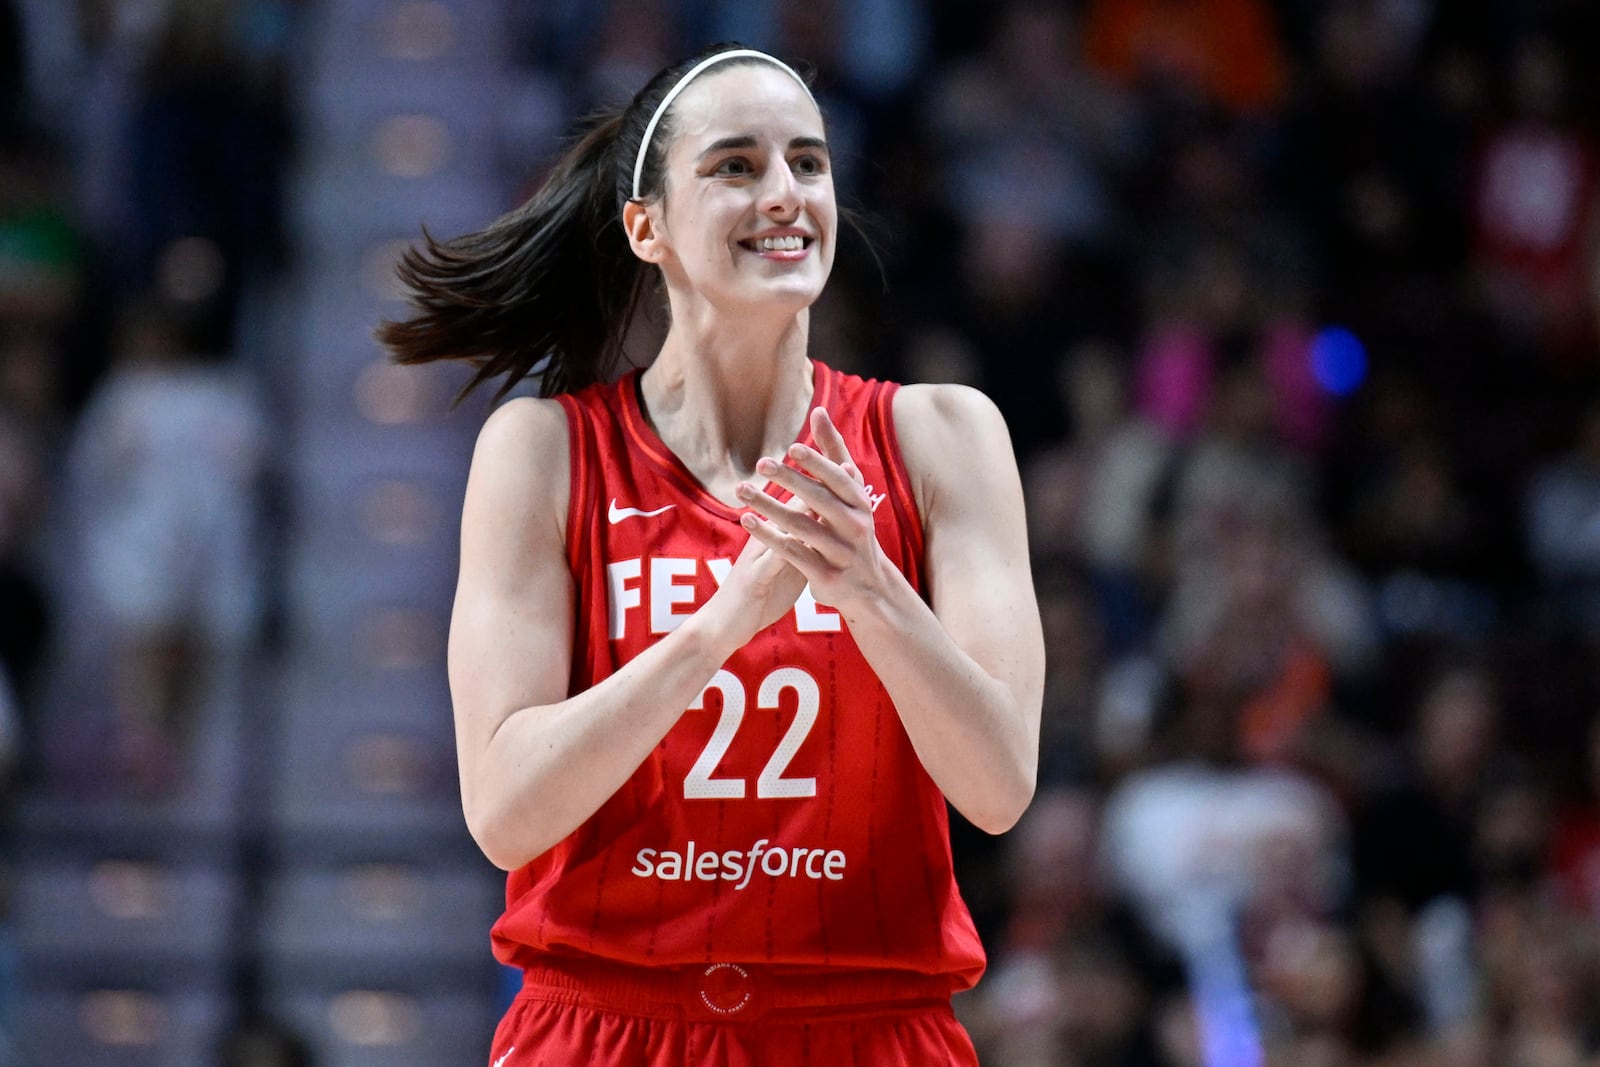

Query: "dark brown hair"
left=374, top=43, right=810, bottom=402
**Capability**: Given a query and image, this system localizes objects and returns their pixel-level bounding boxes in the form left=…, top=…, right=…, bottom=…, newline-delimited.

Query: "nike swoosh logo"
left=608, top=499, right=676, bottom=524
left=493, top=1048, right=515, bottom=1067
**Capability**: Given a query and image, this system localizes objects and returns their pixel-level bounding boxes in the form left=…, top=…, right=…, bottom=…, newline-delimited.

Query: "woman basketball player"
left=378, top=43, right=1044, bottom=1066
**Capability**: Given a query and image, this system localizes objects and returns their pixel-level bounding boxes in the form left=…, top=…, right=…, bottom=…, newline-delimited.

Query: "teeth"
left=755, top=235, right=805, bottom=251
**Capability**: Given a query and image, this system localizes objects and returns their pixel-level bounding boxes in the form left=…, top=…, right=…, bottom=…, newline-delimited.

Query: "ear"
left=622, top=200, right=667, bottom=263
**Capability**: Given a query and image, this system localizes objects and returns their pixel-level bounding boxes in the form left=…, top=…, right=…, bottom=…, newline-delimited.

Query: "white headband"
left=630, top=49, right=816, bottom=201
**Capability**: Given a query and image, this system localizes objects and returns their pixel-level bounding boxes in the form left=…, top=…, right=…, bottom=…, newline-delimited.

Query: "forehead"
left=664, top=64, right=824, bottom=148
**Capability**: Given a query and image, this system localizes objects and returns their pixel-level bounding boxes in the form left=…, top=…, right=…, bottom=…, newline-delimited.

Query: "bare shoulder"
left=892, top=381, right=1006, bottom=438
left=463, top=395, right=571, bottom=543
left=891, top=383, right=1018, bottom=515
left=475, top=395, right=569, bottom=460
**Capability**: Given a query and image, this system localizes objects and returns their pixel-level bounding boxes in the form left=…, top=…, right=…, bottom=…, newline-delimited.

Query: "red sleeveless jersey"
left=488, top=361, right=985, bottom=989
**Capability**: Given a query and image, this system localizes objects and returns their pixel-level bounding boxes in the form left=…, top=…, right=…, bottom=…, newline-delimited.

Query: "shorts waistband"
left=517, top=955, right=957, bottom=1022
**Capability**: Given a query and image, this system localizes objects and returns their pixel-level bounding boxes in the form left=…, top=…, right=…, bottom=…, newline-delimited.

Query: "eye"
left=791, top=154, right=827, bottom=177
left=712, top=156, right=754, bottom=178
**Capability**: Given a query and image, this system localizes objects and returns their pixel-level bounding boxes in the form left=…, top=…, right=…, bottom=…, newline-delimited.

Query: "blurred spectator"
left=0, top=129, right=81, bottom=335
left=48, top=0, right=155, bottom=271
left=1132, top=254, right=1330, bottom=453
left=918, top=216, right=1076, bottom=455
left=1031, top=571, right=1108, bottom=786
left=1156, top=360, right=1375, bottom=761
left=1526, top=399, right=1600, bottom=635
left=924, top=0, right=1136, bottom=250
left=1470, top=34, right=1598, bottom=370
left=898, top=324, right=981, bottom=388
left=1548, top=714, right=1600, bottom=919
left=124, top=0, right=292, bottom=312
left=35, top=0, right=291, bottom=306
left=57, top=290, right=267, bottom=795
left=1257, top=917, right=1431, bottom=1064
left=1283, top=0, right=1473, bottom=294
left=964, top=787, right=1184, bottom=1067
left=1470, top=765, right=1553, bottom=903
left=1082, top=0, right=1289, bottom=117
left=909, top=0, right=1150, bottom=453
left=1478, top=905, right=1600, bottom=1066
left=1101, top=747, right=1350, bottom=1066
left=1102, top=756, right=1350, bottom=952
left=1352, top=664, right=1501, bottom=914
left=1330, top=369, right=1506, bottom=647
left=1024, top=342, right=1172, bottom=653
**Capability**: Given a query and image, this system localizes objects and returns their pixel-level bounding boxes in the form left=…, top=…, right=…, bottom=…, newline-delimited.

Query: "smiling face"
left=632, top=63, right=836, bottom=317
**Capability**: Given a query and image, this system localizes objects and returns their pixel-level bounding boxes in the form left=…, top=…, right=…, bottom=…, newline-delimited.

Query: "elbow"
left=474, top=836, right=526, bottom=874
left=961, top=681, right=1042, bottom=835
left=463, top=792, right=538, bottom=872
left=984, top=782, right=1038, bottom=836
left=963, top=763, right=1037, bottom=836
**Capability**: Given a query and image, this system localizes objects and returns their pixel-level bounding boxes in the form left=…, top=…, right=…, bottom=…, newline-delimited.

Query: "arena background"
left=2, top=1, right=1600, bottom=1064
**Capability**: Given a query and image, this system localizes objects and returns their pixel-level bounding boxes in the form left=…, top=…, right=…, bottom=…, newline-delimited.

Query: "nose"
left=759, top=159, right=801, bottom=219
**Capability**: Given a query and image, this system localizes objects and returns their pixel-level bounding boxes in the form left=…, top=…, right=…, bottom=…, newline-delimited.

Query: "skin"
left=449, top=63, right=1044, bottom=871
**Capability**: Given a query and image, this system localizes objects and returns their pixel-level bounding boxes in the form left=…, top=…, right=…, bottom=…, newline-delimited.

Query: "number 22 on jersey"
left=684, top=667, right=819, bottom=800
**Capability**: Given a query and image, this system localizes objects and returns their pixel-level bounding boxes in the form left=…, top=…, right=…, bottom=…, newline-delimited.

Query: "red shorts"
left=488, top=956, right=980, bottom=1066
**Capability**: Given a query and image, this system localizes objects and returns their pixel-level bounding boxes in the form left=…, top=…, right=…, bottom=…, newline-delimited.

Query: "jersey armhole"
left=554, top=392, right=592, bottom=577
left=870, top=380, right=927, bottom=592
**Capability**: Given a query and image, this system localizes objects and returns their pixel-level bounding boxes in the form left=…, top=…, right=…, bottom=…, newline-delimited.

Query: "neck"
left=641, top=307, right=814, bottom=501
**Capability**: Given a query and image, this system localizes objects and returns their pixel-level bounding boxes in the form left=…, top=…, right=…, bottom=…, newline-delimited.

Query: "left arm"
left=736, top=386, right=1044, bottom=833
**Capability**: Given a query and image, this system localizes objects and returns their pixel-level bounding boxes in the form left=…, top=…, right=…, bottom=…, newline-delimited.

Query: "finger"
left=810, top=407, right=857, bottom=470
left=780, top=446, right=871, bottom=511
left=739, top=511, right=827, bottom=571
left=734, top=523, right=799, bottom=580
left=759, top=454, right=864, bottom=526
left=735, top=480, right=837, bottom=547
left=733, top=524, right=773, bottom=562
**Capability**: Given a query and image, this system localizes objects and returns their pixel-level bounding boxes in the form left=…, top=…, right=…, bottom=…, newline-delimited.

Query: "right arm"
left=448, top=398, right=803, bottom=870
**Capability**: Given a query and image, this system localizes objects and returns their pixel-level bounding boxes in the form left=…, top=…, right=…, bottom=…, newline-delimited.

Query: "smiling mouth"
left=741, top=235, right=811, bottom=253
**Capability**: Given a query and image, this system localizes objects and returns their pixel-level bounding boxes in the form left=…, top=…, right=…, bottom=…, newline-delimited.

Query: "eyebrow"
left=697, top=135, right=830, bottom=160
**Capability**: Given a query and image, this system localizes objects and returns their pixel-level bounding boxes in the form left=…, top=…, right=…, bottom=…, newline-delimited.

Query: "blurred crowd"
left=1, top=0, right=292, bottom=804
left=4, top=1, right=1600, bottom=1066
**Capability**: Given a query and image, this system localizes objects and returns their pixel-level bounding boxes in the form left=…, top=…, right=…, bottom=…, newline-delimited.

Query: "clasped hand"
left=733, top=406, right=888, bottom=619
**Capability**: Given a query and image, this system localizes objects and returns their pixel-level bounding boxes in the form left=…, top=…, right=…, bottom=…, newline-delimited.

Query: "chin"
left=756, top=272, right=829, bottom=308
left=711, top=284, right=820, bottom=318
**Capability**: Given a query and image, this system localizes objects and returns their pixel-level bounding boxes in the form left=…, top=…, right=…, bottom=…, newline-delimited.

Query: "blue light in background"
left=1310, top=326, right=1368, bottom=396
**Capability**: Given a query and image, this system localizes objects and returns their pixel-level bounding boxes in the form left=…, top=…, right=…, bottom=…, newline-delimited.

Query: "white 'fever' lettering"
left=606, top=556, right=841, bottom=639
left=649, top=557, right=697, bottom=634
left=606, top=559, right=642, bottom=640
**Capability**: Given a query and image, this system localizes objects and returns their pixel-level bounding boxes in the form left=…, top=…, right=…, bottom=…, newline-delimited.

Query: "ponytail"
left=375, top=113, right=647, bottom=402
left=376, top=43, right=810, bottom=402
